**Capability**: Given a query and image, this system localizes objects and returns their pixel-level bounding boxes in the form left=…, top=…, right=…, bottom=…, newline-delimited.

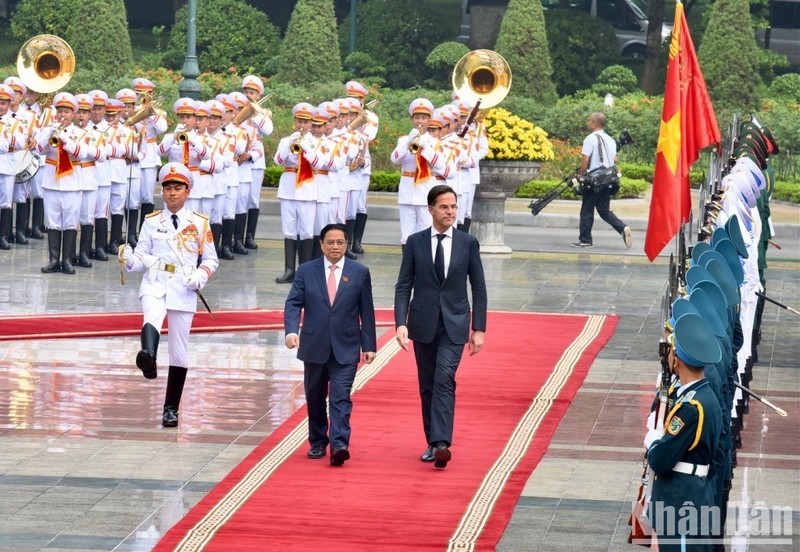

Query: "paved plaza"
left=0, top=194, right=797, bottom=551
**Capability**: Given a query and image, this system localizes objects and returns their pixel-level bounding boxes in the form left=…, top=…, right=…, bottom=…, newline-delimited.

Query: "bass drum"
left=14, top=149, right=42, bottom=184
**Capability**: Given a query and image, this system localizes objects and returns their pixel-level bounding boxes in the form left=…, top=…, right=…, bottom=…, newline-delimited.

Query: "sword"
left=756, top=291, right=800, bottom=317
left=733, top=381, right=787, bottom=417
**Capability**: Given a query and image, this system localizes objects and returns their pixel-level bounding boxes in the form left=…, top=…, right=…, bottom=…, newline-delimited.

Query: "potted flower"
left=472, top=108, right=554, bottom=253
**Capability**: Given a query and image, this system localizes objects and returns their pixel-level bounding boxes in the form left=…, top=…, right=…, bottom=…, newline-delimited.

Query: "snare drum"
left=14, top=150, right=42, bottom=184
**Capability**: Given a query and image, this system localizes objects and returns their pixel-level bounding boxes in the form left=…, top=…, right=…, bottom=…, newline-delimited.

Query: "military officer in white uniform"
left=119, top=162, right=218, bottom=427
left=241, top=75, right=273, bottom=250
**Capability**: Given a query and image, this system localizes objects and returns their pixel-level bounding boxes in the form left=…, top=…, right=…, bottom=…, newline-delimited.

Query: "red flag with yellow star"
left=644, top=1, right=720, bottom=261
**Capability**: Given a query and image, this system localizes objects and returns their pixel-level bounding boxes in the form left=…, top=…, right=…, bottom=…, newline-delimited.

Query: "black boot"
left=352, top=213, right=367, bottom=254
left=93, top=218, right=108, bottom=261
left=344, top=218, right=357, bottom=259
left=31, top=198, right=45, bottom=239
left=60, top=229, right=77, bottom=274
left=0, top=208, right=11, bottom=250
left=41, top=230, right=62, bottom=273
left=219, top=219, right=234, bottom=260
left=298, top=238, right=314, bottom=266
left=244, top=208, right=259, bottom=249
left=108, top=214, right=124, bottom=254
left=276, top=237, right=298, bottom=283
left=127, top=209, right=139, bottom=248
left=163, top=365, right=188, bottom=427
left=210, top=223, right=222, bottom=256
left=14, top=203, right=29, bottom=245
left=462, top=217, right=472, bottom=234
left=233, top=213, right=249, bottom=254
left=136, top=322, right=160, bottom=379
left=139, top=202, right=154, bottom=230
left=312, top=235, right=322, bottom=259
left=77, top=225, right=93, bottom=267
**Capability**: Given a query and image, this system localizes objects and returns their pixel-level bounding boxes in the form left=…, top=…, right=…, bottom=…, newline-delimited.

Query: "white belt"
left=673, top=461, right=709, bottom=477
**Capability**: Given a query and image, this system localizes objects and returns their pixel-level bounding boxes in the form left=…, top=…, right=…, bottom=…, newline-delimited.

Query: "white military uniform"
left=126, top=207, right=218, bottom=368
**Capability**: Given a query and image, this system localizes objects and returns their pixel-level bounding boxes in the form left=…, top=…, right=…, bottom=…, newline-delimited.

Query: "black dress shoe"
left=420, top=445, right=435, bottom=462
left=330, top=447, right=350, bottom=466
left=433, top=443, right=451, bottom=469
left=162, top=406, right=178, bottom=427
left=307, top=445, right=326, bottom=459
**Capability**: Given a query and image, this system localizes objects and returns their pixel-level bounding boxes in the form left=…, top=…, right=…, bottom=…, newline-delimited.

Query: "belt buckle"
left=164, top=263, right=176, bottom=273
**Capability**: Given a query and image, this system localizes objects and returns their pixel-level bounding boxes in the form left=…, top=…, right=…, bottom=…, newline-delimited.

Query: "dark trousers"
left=304, top=354, right=357, bottom=450
left=578, top=188, right=626, bottom=244
left=413, top=316, right=465, bottom=447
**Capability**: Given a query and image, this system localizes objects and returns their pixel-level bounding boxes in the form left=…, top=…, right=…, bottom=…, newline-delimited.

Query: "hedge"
left=515, top=177, right=649, bottom=200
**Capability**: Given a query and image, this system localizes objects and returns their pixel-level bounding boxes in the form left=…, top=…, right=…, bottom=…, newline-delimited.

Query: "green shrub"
left=164, top=0, right=281, bottom=77
left=772, top=181, right=800, bottom=203
left=339, top=0, right=449, bottom=89
left=369, top=171, right=401, bottom=193
left=698, top=0, right=761, bottom=112
left=425, top=41, right=470, bottom=89
left=591, top=65, right=639, bottom=98
left=495, top=0, right=557, bottom=106
left=11, top=0, right=133, bottom=81
left=264, top=166, right=282, bottom=187
left=618, top=163, right=653, bottom=182
left=769, top=73, right=800, bottom=102
left=515, top=177, right=649, bottom=200
left=343, top=52, right=386, bottom=87
left=544, top=8, right=620, bottom=97
left=276, top=0, right=342, bottom=85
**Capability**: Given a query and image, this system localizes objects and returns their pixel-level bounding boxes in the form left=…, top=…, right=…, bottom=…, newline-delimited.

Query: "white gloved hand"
left=184, top=269, right=207, bottom=291
left=646, top=411, right=657, bottom=431
left=289, top=131, right=301, bottom=142
left=644, top=427, right=664, bottom=449
left=118, top=244, right=133, bottom=263
left=417, top=132, right=431, bottom=149
left=58, top=129, right=71, bottom=143
left=407, top=128, right=420, bottom=140
left=190, top=134, right=204, bottom=149
left=301, top=132, right=316, bottom=152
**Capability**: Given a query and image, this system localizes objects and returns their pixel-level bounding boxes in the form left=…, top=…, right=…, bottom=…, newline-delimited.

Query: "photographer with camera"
left=572, top=112, right=632, bottom=249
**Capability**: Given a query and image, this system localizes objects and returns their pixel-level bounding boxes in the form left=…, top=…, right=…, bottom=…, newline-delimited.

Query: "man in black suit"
left=285, top=223, right=377, bottom=466
left=394, top=184, right=487, bottom=469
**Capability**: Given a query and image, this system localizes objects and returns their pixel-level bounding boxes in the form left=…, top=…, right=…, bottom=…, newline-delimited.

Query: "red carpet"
left=0, top=308, right=396, bottom=341
left=155, top=311, right=618, bottom=552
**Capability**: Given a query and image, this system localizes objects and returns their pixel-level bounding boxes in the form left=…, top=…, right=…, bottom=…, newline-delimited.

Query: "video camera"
left=616, top=129, right=636, bottom=149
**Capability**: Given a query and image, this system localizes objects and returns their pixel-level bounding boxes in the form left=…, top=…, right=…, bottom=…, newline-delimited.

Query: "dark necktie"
left=435, top=233, right=446, bottom=284
left=171, top=214, right=179, bottom=230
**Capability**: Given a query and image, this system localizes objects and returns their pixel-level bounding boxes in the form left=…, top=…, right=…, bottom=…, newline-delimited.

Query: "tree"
left=164, top=0, right=281, bottom=76
left=494, top=0, right=557, bottom=105
left=275, top=0, right=342, bottom=85
left=641, top=0, right=666, bottom=94
left=698, top=0, right=761, bottom=111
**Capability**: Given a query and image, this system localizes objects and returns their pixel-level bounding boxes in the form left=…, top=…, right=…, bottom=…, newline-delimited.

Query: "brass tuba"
left=125, top=93, right=165, bottom=127
left=452, top=49, right=511, bottom=137
left=17, top=34, right=75, bottom=95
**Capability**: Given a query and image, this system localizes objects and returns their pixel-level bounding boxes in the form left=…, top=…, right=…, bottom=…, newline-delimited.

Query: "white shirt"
left=323, top=256, right=345, bottom=290
left=581, top=130, right=617, bottom=171
left=430, top=226, right=453, bottom=279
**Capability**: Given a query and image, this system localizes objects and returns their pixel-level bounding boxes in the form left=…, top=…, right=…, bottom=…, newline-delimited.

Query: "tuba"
left=17, top=34, right=75, bottom=95
left=125, top=93, right=165, bottom=128
left=452, top=49, right=511, bottom=137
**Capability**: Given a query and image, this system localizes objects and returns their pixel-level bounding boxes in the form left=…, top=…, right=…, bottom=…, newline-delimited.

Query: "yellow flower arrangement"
left=483, top=107, right=555, bottom=162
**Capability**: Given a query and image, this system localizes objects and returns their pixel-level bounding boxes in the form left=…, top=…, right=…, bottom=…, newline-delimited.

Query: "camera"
left=570, top=175, right=591, bottom=195
left=616, top=129, right=636, bottom=149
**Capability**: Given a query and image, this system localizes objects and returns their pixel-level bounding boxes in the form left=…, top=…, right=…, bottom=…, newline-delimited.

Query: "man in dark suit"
left=285, top=223, right=377, bottom=466
left=394, top=184, right=487, bottom=469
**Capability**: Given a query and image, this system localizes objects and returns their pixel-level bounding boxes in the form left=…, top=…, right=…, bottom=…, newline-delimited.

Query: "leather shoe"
left=433, top=442, right=451, bottom=469
left=330, top=447, right=350, bottom=466
left=420, top=445, right=435, bottom=462
left=162, top=406, right=178, bottom=428
left=307, top=445, right=326, bottom=459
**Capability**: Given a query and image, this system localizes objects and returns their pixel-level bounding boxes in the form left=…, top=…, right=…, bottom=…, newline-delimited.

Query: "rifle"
left=699, top=114, right=738, bottom=241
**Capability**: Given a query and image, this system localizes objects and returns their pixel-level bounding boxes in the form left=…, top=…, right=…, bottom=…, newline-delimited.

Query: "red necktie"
left=327, top=264, right=338, bottom=304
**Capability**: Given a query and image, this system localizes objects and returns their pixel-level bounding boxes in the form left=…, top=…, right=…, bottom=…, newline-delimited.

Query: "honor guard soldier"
left=119, top=162, right=218, bottom=427
left=320, top=101, right=344, bottom=225
left=190, top=101, right=221, bottom=216
left=158, top=98, right=210, bottom=195
left=116, top=88, right=143, bottom=247
left=0, top=83, right=26, bottom=249
left=215, top=93, right=246, bottom=260
left=205, top=99, right=232, bottom=256
left=454, top=98, right=487, bottom=233
left=105, top=98, right=133, bottom=254
left=86, top=90, right=112, bottom=261
left=71, top=93, right=106, bottom=268
left=37, top=92, right=100, bottom=274
left=241, top=75, right=273, bottom=250
left=228, top=91, right=254, bottom=255
left=3, top=77, right=35, bottom=245
left=273, top=102, right=330, bottom=283
left=132, top=78, right=168, bottom=228
left=391, top=101, right=452, bottom=248
left=310, top=105, right=344, bottom=258
left=332, top=98, right=356, bottom=225
left=344, top=81, right=378, bottom=256
left=20, top=82, right=49, bottom=240
left=646, top=312, right=723, bottom=551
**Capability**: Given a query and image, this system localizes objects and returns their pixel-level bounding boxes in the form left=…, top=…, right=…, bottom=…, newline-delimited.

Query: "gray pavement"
left=0, top=192, right=797, bottom=551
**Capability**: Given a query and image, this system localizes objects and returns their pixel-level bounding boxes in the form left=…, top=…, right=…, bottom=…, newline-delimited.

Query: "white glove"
left=184, top=269, right=208, bottom=291
left=417, top=132, right=431, bottom=149
left=301, top=133, right=316, bottom=152
left=190, top=134, right=204, bottom=149
left=646, top=411, right=657, bottom=431
left=289, top=131, right=301, bottom=142
left=58, top=129, right=72, bottom=143
left=644, top=427, right=664, bottom=449
left=407, top=128, right=420, bottom=140
left=118, top=244, right=133, bottom=263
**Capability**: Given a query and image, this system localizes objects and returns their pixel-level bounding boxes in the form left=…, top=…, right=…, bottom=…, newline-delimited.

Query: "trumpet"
left=408, top=126, right=425, bottom=153
left=290, top=131, right=307, bottom=155
left=173, top=124, right=188, bottom=144
left=48, top=123, right=64, bottom=148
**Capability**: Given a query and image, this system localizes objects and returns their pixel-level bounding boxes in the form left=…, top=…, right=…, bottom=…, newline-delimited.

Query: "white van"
left=756, top=0, right=800, bottom=67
